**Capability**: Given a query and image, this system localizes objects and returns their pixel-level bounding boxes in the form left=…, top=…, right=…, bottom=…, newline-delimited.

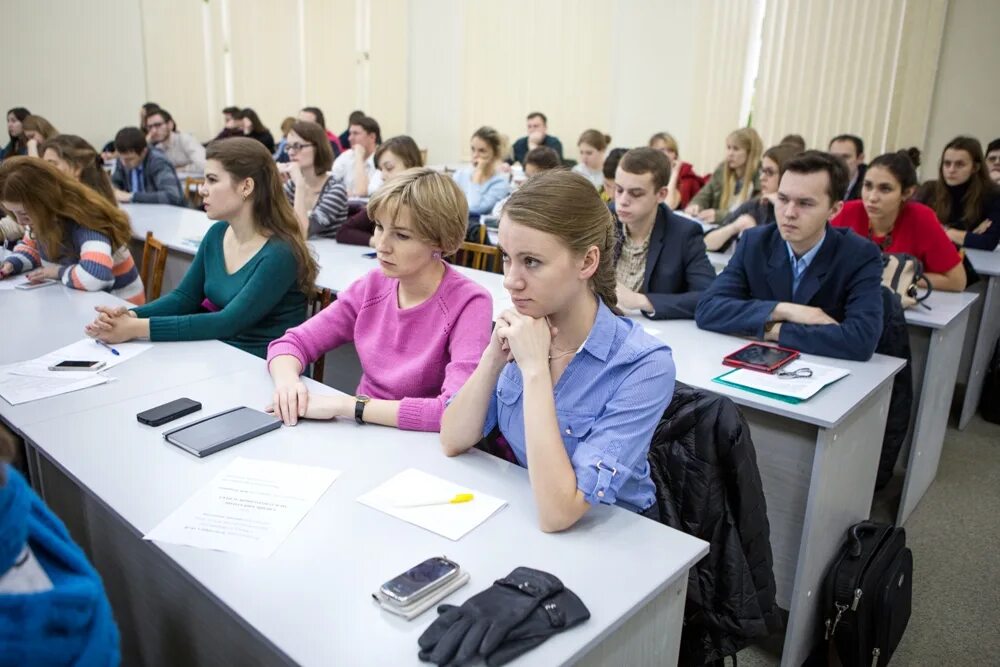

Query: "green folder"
left=712, top=369, right=803, bottom=404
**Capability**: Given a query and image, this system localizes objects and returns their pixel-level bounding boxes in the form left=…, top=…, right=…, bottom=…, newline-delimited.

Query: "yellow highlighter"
left=394, top=493, right=474, bottom=508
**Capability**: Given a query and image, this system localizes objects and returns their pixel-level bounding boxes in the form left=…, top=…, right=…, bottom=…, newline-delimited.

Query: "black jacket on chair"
left=648, top=383, right=782, bottom=665
left=874, top=286, right=912, bottom=489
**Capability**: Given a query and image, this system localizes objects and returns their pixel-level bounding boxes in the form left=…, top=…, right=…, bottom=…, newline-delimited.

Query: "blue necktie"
left=131, top=166, right=145, bottom=193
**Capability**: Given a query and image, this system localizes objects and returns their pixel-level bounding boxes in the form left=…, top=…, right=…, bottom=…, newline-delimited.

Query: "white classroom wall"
left=2, top=0, right=995, bottom=176
left=924, top=0, right=1000, bottom=171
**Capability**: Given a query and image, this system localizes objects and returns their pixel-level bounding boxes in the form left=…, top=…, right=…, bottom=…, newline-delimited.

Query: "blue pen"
left=95, top=339, right=120, bottom=356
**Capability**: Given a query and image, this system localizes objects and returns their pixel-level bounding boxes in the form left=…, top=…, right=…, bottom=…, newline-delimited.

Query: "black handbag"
left=820, top=522, right=912, bottom=667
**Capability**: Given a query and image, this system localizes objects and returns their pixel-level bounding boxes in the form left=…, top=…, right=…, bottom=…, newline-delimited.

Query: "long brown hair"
left=22, top=114, right=59, bottom=141
left=501, top=170, right=622, bottom=315
left=205, top=138, right=317, bottom=294
left=39, top=134, right=116, bottom=204
left=0, top=156, right=132, bottom=262
left=721, top=127, right=763, bottom=210
left=931, top=136, right=995, bottom=229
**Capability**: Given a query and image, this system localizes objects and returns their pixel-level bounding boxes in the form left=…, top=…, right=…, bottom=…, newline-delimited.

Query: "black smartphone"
left=137, top=398, right=202, bottom=427
left=379, top=557, right=460, bottom=606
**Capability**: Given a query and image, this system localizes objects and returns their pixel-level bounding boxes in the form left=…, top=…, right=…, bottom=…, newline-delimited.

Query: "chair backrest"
left=184, top=176, right=205, bottom=207
left=454, top=241, right=502, bottom=274
left=307, top=288, right=334, bottom=381
left=140, top=231, right=168, bottom=300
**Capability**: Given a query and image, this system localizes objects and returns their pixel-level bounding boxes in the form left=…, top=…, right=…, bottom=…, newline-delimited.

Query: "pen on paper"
left=393, top=493, right=474, bottom=508
left=95, top=339, right=120, bottom=356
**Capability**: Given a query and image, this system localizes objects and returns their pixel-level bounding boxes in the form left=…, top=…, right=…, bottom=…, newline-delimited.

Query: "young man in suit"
left=828, top=134, right=866, bottom=201
left=110, top=127, right=186, bottom=206
left=695, top=150, right=884, bottom=361
left=613, top=148, right=716, bottom=319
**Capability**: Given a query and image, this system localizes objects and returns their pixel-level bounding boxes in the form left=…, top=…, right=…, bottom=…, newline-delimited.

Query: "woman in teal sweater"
left=85, top=138, right=318, bottom=358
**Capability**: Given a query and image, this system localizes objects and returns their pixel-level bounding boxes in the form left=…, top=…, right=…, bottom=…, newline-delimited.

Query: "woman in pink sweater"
left=266, top=168, right=493, bottom=431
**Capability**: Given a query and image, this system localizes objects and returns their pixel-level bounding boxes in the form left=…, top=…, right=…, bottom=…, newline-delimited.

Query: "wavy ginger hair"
left=0, top=156, right=132, bottom=262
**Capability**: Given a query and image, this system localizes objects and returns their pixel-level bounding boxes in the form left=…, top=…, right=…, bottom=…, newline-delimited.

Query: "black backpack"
left=820, top=522, right=912, bottom=667
left=980, top=339, right=1000, bottom=425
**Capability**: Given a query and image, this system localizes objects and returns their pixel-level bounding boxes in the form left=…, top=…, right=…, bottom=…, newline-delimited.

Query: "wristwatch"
left=354, top=395, right=371, bottom=425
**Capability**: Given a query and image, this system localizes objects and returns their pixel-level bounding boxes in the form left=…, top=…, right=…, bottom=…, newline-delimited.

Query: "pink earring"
left=433, top=251, right=442, bottom=260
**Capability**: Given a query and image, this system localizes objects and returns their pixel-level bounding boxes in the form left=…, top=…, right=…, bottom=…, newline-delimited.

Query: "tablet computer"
left=162, top=406, right=281, bottom=458
left=722, top=342, right=800, bottom=373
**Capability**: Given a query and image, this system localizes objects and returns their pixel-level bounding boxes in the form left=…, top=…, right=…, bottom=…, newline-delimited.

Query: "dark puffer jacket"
left=648, top=383, right=782, bottom=665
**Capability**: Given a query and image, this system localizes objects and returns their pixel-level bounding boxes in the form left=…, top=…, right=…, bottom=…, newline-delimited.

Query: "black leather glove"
left=418, top=567, right=564, bottom=666
left=484, top=588, right=591, bottom=666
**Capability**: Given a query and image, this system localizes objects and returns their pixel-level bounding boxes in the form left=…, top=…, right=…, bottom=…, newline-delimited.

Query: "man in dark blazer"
left=829, top=134, right=867, bottom=201
left=695, top=151, right=884, bottom=361
left=613, top=148, right=716, bottom=319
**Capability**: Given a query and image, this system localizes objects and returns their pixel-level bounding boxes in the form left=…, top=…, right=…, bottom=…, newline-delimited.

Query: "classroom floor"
left=740, top=414, right=1000, bottom=665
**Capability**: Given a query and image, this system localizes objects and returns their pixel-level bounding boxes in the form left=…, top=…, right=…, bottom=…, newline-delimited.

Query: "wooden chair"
left=307, top=288, right=335, bottom=381
left=184, top=176, right=205, bottom=207
left=140, top=231, right=168, bottom=301
left=454, top=241, right=503, bottom=274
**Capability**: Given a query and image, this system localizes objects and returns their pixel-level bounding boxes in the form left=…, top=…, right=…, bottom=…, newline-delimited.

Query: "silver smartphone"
left=379, top=557, right=460, bottom=607
left=47, top=360, right=106, bottom=371
left=15, top=279, right=59, bottom=290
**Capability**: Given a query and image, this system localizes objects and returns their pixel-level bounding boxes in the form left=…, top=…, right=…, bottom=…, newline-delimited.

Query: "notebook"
left=163, top=406, right=281, bottom=457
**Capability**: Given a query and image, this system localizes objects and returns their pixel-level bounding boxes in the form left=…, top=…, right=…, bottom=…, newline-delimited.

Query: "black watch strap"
left=354, top=397, right=367, bottom=425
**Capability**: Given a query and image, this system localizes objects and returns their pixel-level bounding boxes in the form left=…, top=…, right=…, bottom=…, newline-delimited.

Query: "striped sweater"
left=284, top=176, right=348, bottom=239
left=7, top=222, right=145, bottom=305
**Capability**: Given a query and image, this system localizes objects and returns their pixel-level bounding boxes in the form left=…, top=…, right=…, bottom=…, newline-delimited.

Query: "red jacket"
left=677, top=162, right=708, bottom=210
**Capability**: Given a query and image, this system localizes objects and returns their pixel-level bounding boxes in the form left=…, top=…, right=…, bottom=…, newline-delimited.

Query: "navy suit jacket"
left=619, top=204, right=717, bottom=320
left=694, top=224, right=884, bottom=361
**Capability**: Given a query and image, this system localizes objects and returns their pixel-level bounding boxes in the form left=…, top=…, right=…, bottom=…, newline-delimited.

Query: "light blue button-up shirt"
left=786, top=233, right=826, bottom=296
left=483, top=299, right=675, bottom=513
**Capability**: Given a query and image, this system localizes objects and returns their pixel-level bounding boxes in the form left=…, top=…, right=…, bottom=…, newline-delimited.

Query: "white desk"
left=636, top=318, right=902, bottom=666
left=121, top=202, right=906, bottom=665
left=3, top=288, right=707, bottom=667
left=895, top=290, right=978, bottom=524
left=958, top=249, right=1000, bottom=428
left=694, top=247, right=982, bottom=524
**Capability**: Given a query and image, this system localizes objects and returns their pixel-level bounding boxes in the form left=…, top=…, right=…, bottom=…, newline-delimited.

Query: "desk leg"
left=575, top=575, right=687, bottom=667
left=746, top=383, right=891, bottom=667
left=898, top=309, right=971, bottom=524
left=959, top=275, right=1000, bottom=429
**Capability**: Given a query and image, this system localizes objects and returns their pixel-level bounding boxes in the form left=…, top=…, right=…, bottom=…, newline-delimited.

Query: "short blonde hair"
left=367, top=168, right=469, bottom=255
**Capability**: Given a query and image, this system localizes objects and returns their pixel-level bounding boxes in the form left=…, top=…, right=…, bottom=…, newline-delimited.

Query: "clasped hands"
left=84, top=305, right=140, bottom=344
left=764, top=302, right=837, bottom=341
left=485, top=309, right=558, bottom=374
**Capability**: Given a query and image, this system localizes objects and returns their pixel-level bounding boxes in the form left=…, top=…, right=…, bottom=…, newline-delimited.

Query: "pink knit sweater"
left=266, top=263, right=493, bottom=431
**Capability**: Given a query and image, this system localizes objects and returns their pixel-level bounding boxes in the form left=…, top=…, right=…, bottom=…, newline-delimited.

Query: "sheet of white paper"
left=356, top=468, right=507, bottom=541
left=723, top=361, right=850, bottom=400
left=0, top=370, right=108, bottom=405
left=144, top=457, right=340, bottom=558
left=0, top=275, right=31, bottom=290
left=7, top=338, right=152, bottom=380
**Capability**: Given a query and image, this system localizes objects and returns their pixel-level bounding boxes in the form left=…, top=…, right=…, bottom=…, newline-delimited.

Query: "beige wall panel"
left=924, top=0, right=1000, bottom=171
left=458, top=0, right=611, bottom=165
left=227, top=0, right=301, bottom=136
left=302, top=0, right=357, bottom=136
left=608, top=1, right=697, bottom=166
left=407, top=0, right=464, bottom=165
left=141, top=0, right=214, bottom=142
left=2, top=0, right=146, bottom=152
left=368, top=0, right=408, bottom=140
left=686, top=0, right=755, bottom=173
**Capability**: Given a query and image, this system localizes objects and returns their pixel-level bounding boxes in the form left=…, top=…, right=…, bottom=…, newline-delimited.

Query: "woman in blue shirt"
left=452, top=126, right=511, bottom=217
left=441, top=170, right=675, bottom=532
